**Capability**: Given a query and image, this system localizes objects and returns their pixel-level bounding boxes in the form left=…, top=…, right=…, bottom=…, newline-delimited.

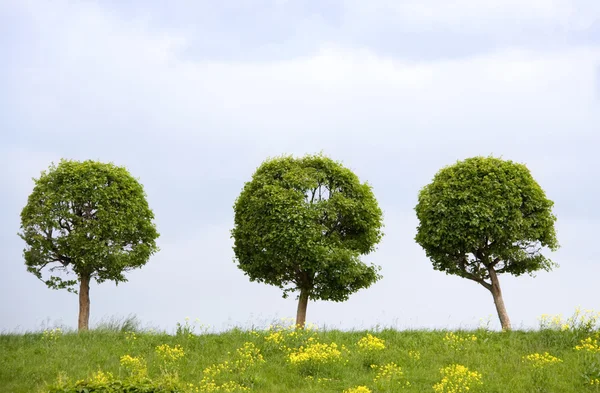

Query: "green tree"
left=415, top=156, right=558, bottom=330
left=232, top=154, right=384, bottom=328
left=19, top=159, right=159, bottom=331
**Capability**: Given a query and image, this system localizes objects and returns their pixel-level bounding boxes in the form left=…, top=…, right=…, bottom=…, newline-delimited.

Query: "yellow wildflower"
left=120, top=355, right=147, bottom=379
left=343, top=386, right=372, bottom=393
left=124, top=331, right=137, bottom=342
left=264, top=331, right=284, bottom=345
left=155, top=344, right=185, bottom=362
left=538, top=307, right=600, bottom=332
left=198, top=342, right=264, bottom=392
left=443, top=332, right=477, bottom=351
left=42, top=328, right=63, bottom=342
left=575, top=336, right=600, bottom=353
left=432, top=364, right=483, bottom=393
left=357, top=334, right=386, bottom=352
left=408, top=350, right=421, bottom=361
left=233, top=342, right=265, bottom=372
left=373, top=362, right=410, bottom=388
left=288, top=341, right=343, bottom=365
left=522, top=352, right=562, bottom=368
left=90, top=370, right=113, bottom=384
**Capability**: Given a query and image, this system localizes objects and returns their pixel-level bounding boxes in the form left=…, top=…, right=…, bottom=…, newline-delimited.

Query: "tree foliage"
left=231, top=154, right=383, bottom=325
left=415, top=156, right=558, bottom=278
left=19, top=159, right=159, bottom=327
left=414, top=156, right=558, bottom=329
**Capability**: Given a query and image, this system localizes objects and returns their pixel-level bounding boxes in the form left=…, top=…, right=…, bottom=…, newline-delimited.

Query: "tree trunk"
left=488, top=267, right=511, bottom=331
left=295, top=288, right=309, bottom=329
left=78, top=274, right=91, bottom=331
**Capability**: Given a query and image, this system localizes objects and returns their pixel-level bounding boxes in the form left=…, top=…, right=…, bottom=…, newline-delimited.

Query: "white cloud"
left=2, top=0, right=600, bottom=331
left=9, top=0, right=600, bottom=146
left=342, top=0, right=600, bottom=31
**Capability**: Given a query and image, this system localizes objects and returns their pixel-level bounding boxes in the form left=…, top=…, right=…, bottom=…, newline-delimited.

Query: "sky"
left=1, top=0, right=599, bottom=333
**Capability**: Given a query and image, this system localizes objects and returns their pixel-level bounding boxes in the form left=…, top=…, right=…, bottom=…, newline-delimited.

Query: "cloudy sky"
left=1, top=0, right=599, bottom=333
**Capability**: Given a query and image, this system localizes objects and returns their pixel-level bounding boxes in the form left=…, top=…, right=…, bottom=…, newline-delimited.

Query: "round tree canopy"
left=232, top=154, right=384, bottom=302
left=20, top=159, right=160, bottom=291
left=415, top=156, right=558, bottom=278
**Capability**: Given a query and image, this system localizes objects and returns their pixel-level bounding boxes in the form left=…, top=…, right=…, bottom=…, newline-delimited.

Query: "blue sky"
left=1, top=0, right=599, bottom=332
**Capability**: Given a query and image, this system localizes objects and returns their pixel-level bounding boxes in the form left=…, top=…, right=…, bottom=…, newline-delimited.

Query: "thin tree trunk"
left=296, top=288, right=309, bottom=329
left=488, top=267, right=511, bottom=331
left=78, top=274, right=91, bottom=331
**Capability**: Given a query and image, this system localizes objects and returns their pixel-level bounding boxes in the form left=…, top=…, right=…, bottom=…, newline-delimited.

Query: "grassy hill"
left=2, top=314, right=600, bottom=393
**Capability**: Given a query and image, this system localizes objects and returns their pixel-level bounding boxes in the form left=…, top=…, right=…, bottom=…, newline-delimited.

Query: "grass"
left=2, top=314, right=600, bottom=393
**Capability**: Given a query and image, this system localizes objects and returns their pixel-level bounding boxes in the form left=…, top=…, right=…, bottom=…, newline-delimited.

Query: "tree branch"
left=310, top=187, right=317, bottom=204
left=58, top=218, right=72, bottom=232
left=462, top=271, right=492, bottom=291
left=458, top=255, right=492, bottom=291
left=490, top=257, right=501, bottom=267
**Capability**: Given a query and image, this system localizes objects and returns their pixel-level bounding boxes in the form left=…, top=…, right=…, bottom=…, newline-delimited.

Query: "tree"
left=19, top=159, right=159, bottom=331
left=231, top=154, right=384, bottom=328
left=414, top=156, right=558, bottom=330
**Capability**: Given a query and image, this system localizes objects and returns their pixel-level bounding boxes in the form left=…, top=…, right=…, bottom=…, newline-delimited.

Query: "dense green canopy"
left=19, top=159, right=159, bottom=329
left=415, top=156, right=559, bottom=330
left=232, top=154, right=384, bottom=326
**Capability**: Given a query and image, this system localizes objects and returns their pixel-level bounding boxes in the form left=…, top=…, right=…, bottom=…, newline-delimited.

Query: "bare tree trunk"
left=488, top=267, right=511, bottom=331
left=296, top=288, right=309, bottom=329
left=78, top=274, right=91, bottom=331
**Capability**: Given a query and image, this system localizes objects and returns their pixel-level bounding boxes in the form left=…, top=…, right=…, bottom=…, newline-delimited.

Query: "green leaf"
left=231, top=153, right=384, bottom=303
left=415, top=156, right=558, bottom=283
left=18, top=159, right=160, bottom=316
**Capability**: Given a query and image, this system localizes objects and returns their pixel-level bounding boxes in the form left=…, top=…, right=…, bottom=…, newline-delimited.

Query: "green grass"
left=1, top=320, right=600, bottom=393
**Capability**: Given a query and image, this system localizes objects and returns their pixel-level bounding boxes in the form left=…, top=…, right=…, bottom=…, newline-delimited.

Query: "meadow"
left=2, top=310, right=600, bottom=393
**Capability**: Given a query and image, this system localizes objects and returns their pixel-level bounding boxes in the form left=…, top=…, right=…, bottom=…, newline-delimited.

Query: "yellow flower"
left=120, top=355, right=147, bottom=379
left=42, top=328, right=63, bottom=342
left=198, top=377, right=249, bottom=393
left=522, top=352, right=562, bottom=368
left=198, top=342, right=264, bottom=392
left=443, top=332, right=478, bottom=351
left=288, top=341, right=343, bottom=365
left=432, top=364, right=483, bottom=393
left=372, top=362, right=410, bottom=388
left=124, top=331, right=137, bottom=342
left=343, top=386, right=372, bottom=393
left=575, top=335, right=600, bottom=353
left=538, top=307, right=600, bottom=332
left=357, top=334, right=386, bottom=352
left=155, top=344, right=185, bottom=362
left=90, top=370, right=113, bottom=384
left=264, top=331, right=284, bottom=345
left=233, top=342, right=265, bottom=372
